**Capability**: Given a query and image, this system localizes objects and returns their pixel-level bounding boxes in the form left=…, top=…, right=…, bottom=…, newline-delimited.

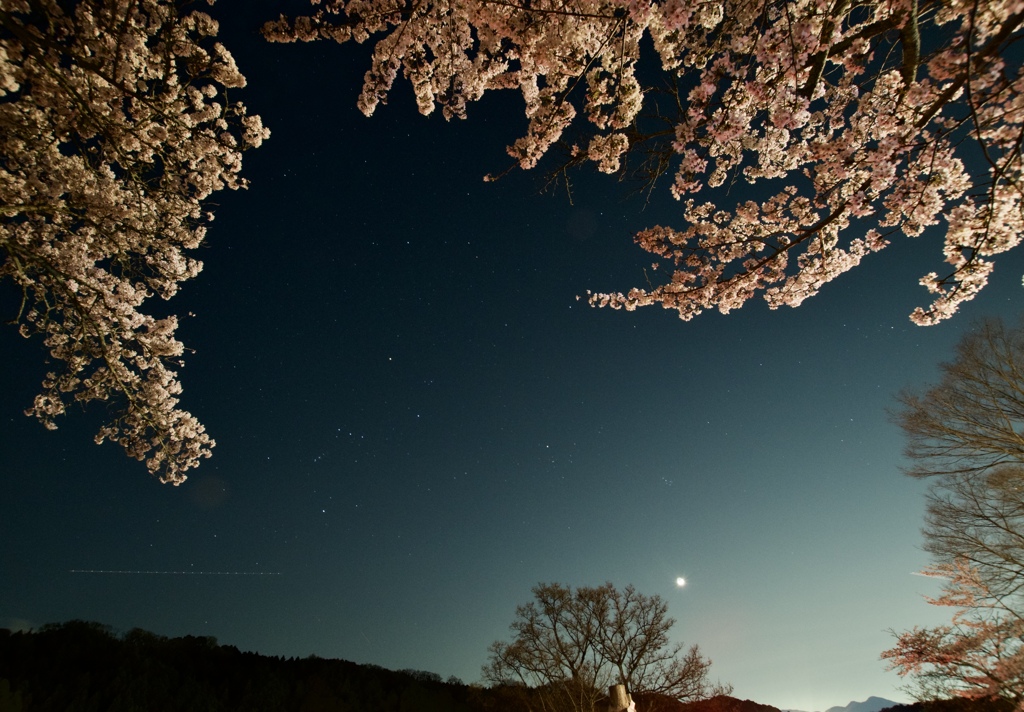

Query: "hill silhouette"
left=878, top=700, right=1013, bottom=712
left=2, top=623, right=1015, bottom=712
left=679, top=695, right=783, bottom=712
left=0, top=621, right=470, bottom=712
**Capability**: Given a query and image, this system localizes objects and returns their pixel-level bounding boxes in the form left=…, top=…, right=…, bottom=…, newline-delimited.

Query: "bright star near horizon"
left=675, top=577, right=686, bottom=587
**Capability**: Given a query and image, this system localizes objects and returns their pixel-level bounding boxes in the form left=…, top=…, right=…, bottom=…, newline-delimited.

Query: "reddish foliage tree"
left=886, top=318, right=1024, bottom=704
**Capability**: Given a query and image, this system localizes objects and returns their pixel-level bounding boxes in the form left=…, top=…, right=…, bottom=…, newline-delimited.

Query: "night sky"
left=3, top=3, right=1024, bottom=710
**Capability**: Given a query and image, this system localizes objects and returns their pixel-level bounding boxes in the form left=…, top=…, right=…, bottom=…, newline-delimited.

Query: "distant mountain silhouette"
left=824, top=697, right=899, bottom=712
left=823, top=700, right=897, bottom=712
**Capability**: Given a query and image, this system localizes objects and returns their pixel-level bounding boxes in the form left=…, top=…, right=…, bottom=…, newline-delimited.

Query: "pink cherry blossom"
left=883, top=559, right=1024, bottom=706
left=267, top=0, right=1024, bottom=324
left=1, top=0, right=268, bottom=483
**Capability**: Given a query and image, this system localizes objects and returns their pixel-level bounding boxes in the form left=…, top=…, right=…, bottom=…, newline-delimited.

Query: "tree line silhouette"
left=4, top=620, right=1018, bottom=712
left=0, top=621, right=469, bottom=712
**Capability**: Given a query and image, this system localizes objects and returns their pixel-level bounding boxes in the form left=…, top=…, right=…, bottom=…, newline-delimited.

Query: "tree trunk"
left=607, top=685, right=633, bottom=712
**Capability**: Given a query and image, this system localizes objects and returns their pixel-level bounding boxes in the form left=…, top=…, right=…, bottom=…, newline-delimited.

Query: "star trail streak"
left=69, top=570, right=282, bottom=576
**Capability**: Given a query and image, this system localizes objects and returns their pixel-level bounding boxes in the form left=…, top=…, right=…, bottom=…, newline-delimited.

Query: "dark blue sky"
left=3, top=3, right=1024, bottom=709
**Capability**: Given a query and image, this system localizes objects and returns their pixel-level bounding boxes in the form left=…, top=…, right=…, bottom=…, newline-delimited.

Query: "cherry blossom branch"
left=2, top=0, right=268, bottom=483
left=479, top=0, right=619, bottom=21
left=266, top=0, right=1024, bottom=325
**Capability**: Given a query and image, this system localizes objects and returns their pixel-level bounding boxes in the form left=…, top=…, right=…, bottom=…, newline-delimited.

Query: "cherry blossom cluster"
left=267, top=0, right=1023, bottom=324
left=883, top=559, right=1024, bottom=705
left=1, top=0, right=268, bottom=483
